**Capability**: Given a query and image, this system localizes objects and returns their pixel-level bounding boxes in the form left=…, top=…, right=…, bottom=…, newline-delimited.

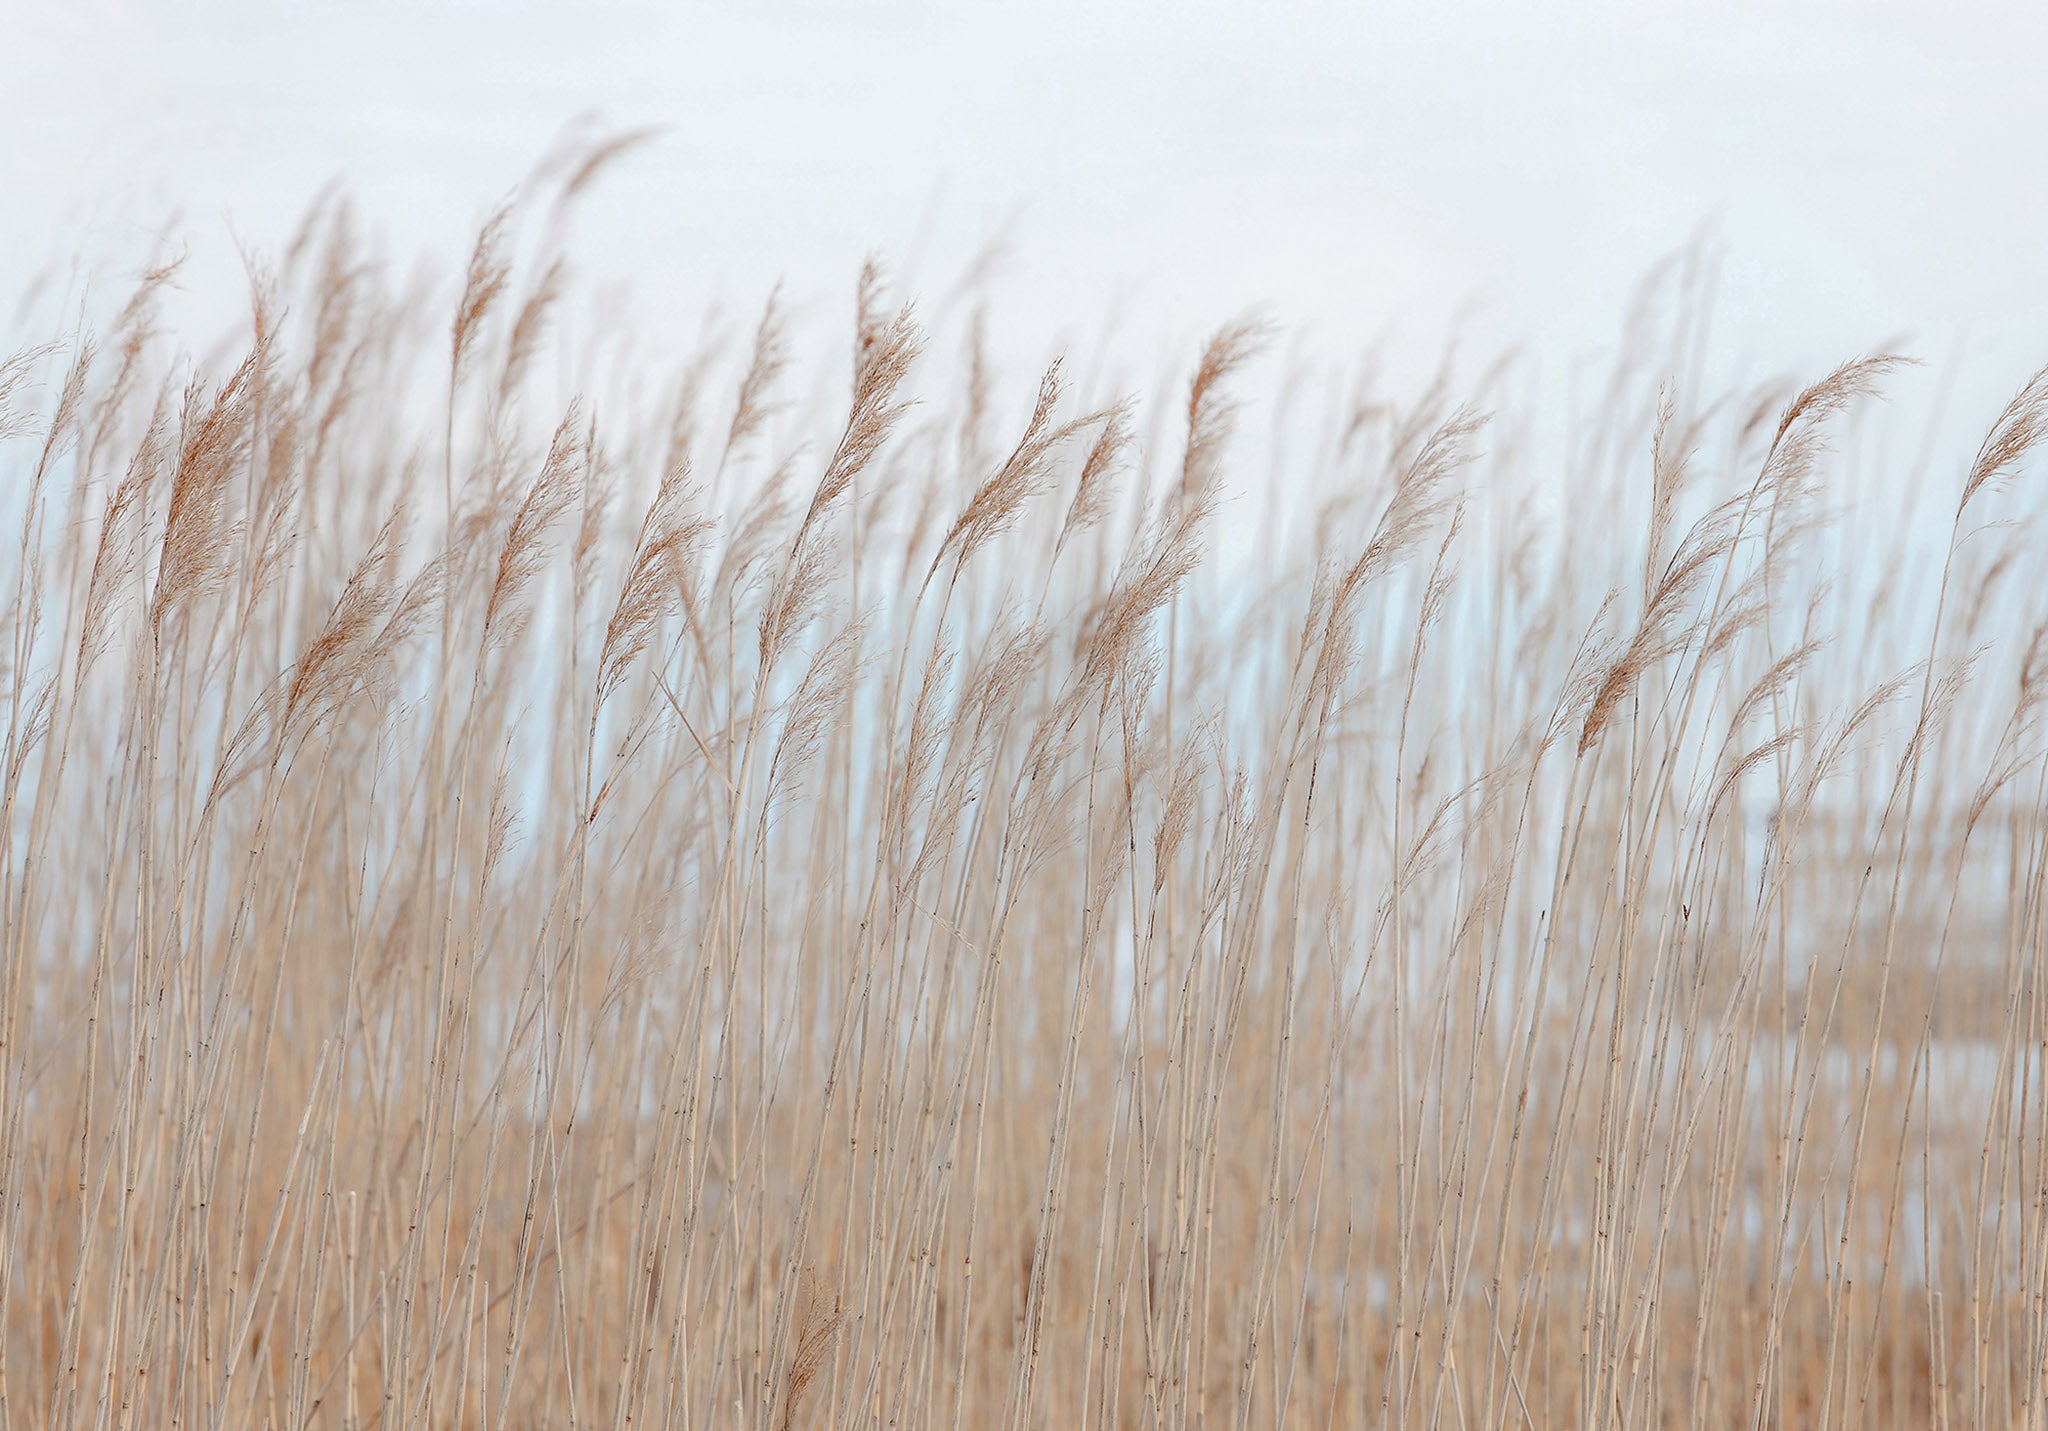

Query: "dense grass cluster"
left=5, top=171, right=2048, bottom=1430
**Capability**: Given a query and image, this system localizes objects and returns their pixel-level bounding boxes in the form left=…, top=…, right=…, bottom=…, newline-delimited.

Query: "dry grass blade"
left=800, top=259, right=921, bottom=541
left=452, top=200, right=515, bottom=386
left=1578, top=490, right=1744, bottom=756
left=150, top=351, right=262, bottom=633
left=1176, top=315, right=1271, bottom=508
left=498, top=256, right=567, bottom=398
left=281, top=504, right=405, bottom=741
left=483, top=402, right=585, bottom=646
left=1054, top=398, right=1132, bottom=559
left=931, top=360, right=1105, bottom=584
left=726, top=287, right=791, bottom=460
left=598, top=460, right=705, bottom=706
left=1758, top=351, right=1911, bottom=502
left=1960, top=361, right=2048, bottom=514
left=778, top=1271, right=846, bottom=1431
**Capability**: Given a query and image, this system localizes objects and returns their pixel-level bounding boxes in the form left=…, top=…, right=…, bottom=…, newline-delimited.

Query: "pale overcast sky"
left=7, top=1, right=2047, bottom=423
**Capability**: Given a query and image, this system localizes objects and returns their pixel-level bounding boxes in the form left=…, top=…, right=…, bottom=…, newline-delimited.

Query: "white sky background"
left=6, top=1, right=2048, bottom=498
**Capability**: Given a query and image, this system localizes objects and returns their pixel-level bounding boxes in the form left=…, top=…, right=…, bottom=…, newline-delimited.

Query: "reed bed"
left=4, top=170, right=2048, bottom=1430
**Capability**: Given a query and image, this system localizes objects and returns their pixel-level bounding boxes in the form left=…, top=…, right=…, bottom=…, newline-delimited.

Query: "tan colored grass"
left=4, top=174, right=2048, bottom=1431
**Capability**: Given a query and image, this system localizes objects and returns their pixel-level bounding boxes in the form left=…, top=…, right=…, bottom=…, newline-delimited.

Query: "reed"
left=2, top=165, right=2046, bottom=1430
